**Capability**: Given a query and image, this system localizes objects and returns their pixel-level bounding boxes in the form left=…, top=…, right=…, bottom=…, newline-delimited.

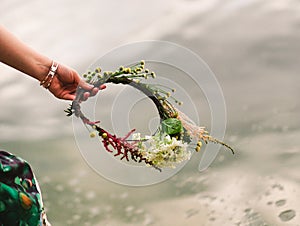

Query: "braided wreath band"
left=65, top=61, right=234, bottom=171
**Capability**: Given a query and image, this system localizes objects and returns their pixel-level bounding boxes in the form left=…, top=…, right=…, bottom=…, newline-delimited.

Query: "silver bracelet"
left=40, top=61, right=59, bottom=89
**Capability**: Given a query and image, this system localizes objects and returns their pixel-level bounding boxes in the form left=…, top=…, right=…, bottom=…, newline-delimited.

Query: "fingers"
left=59, top=84, right=105, bottom=101
left=78, top=79, right=94, bottom=91
left=80, top=87, right=98, bottom=101
left=51, top=63, right=107, bottom=101
left=82, top=92, right=91, bottom=101
left=63, top=93, right=76, bottom=101
left=90, top=87, right=99, bottom=96
left=79, top=84, right=107, bottom=101
left=100, top=84, right=106, bottom=90
left=91, top=85, right=106, bottom=95
left=78, top=79, right=107, bottom=91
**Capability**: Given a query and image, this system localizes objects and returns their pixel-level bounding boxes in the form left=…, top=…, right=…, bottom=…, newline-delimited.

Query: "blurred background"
left=1, top=0, right=299, bottom=225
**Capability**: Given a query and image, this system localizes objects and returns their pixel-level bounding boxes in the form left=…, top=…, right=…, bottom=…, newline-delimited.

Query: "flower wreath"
left=65, top=61, right=234, bottom=171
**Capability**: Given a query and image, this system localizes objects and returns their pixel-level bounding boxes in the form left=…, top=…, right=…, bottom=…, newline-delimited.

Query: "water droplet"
left=278, top=209, right=296, bottom=222
left=275, top=199, right=286, bottom=207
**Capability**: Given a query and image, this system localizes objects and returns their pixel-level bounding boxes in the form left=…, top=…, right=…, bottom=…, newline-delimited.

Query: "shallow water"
left=1, top=0, right=300, bottom=225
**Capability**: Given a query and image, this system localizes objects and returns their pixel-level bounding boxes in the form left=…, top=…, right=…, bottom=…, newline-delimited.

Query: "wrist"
left=40, top=61, right=59, bottom=89
left=31, top=56, right=53, bottom=82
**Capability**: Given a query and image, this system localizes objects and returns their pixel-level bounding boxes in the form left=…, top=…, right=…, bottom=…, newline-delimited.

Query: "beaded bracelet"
left=40, top=61, right=59, bottom=89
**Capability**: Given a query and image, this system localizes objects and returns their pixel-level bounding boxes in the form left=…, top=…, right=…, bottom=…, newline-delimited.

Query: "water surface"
left=1, top=0, right=299, bottom=225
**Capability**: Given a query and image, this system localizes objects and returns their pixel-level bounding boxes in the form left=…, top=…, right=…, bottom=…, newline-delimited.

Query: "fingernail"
left=100, top=84, right=106, bottom=90
left=83, top=92, right=90, bottom=99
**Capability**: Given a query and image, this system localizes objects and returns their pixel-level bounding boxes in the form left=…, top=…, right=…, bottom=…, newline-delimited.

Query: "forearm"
left=0, top=25, right=51, bottom=81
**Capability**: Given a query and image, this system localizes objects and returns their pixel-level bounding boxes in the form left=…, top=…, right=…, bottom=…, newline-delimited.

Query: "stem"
left=107, top=76, right=172, bottom=120
left=206, top=136, right=235, bottom=155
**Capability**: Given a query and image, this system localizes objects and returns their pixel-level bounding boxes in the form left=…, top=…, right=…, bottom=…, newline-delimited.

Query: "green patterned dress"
left=0, top=150, right=50, bottom=226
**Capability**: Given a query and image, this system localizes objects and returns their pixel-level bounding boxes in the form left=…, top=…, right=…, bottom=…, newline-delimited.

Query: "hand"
left=0, top=25, right=101, bottom=101
left=47, top=63, right=104, bottom=101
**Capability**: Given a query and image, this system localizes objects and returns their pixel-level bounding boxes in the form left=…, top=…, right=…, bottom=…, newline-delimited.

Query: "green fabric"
left=0, top=150, right=50, bottom=226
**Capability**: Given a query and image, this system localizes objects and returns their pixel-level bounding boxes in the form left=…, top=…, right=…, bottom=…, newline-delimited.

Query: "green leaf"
left=64, top=105, right=74, bottom=116
left=161, top=118, right=183, bottom=135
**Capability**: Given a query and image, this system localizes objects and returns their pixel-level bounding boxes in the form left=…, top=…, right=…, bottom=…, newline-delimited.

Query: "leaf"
left=64, top=105, right=74, bottom=116
left=161, top=118, right=183, bottom=135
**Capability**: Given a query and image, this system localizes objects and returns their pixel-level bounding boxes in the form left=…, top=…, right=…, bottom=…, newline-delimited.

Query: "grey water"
left=1, top=0, right=300, bottom=225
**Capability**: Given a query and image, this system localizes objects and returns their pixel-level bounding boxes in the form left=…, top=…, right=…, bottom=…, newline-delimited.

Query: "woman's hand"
left=47, top=63, right=104, bottom=101
left=0, top=26, right=103, bottom=101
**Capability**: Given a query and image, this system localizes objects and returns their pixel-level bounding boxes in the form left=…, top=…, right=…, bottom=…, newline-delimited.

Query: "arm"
left=0, top=25, right=98, bottom=100
left=0, top=25, right=51, bottom=81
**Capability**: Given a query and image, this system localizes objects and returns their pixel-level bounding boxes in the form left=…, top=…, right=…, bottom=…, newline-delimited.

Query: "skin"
left=0, top=25, right=105, bottom=224
left=0, top=25, right=102, bottom=100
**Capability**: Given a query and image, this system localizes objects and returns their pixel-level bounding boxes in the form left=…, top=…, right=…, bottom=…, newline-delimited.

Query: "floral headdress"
left=65, top=61, right=234, bottom=171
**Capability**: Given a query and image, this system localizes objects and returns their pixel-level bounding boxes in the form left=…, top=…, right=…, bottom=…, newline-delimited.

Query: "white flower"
left=137, top=133, right=191, bottom=168
left=132, top=133, right=141, bottom=140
